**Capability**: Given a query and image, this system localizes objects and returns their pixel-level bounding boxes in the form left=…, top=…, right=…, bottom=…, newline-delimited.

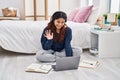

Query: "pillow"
left=2, top=8, right=17, bottom=17
left=67, top=8, right=80, bottom=21
left=73, top=5, right=93, bottom=23
left=87, top=8, right=99, bottom=24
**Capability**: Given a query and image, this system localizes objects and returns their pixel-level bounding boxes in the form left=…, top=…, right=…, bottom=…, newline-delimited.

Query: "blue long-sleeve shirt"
left=41, top=27, right=73, bottom=56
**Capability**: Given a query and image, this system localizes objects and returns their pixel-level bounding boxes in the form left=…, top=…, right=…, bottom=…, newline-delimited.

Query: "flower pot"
left=104, top=19, right=110, bottom=24
left=111, top=18, right=118, bottom=26
left=118, top=19, right=120, bottom=27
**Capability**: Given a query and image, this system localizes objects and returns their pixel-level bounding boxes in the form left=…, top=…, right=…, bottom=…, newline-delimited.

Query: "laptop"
left=52, top=56, right=80, bottom=71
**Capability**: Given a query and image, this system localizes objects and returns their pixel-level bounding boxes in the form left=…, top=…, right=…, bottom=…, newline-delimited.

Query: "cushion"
left=67, top=8, right=80, bottom=21
left=2, top=8, right=17, bottom=17
left=73, top=5, right=93, bottom=23
left=87, top=8, right=99, bottom=24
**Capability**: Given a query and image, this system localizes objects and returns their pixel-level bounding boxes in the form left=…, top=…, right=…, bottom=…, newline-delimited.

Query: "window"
left=110, top=0, right=120, bottom=13
left=88, top=0, right=93, bottom=5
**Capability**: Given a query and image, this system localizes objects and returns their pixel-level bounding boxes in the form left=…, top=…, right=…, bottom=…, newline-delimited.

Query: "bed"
left=0, top=20, right=91, bottom=54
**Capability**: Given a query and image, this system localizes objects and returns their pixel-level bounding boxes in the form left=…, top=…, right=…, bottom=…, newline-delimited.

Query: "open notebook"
left=79, top=59, right=99, bottom=69
left=25, top=63, right=52, bottom=74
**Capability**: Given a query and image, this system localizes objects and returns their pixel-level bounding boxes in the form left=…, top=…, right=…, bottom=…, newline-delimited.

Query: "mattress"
left=0, top=20, right=91, bottom=53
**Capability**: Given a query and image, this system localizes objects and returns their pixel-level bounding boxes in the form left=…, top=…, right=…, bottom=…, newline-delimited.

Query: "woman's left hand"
left=44, top=30, right=53, bottom=40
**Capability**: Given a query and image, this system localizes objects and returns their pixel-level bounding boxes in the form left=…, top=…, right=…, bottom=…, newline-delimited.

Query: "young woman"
left=36, top=11, right=81, bottom=62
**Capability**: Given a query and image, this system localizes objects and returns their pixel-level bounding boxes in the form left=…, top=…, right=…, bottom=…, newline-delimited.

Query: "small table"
left=90, top=26, right=120, bottom=58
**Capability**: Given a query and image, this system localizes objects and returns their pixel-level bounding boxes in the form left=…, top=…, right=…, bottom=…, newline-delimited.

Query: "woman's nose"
left=58, top=23, right=63, bottom=26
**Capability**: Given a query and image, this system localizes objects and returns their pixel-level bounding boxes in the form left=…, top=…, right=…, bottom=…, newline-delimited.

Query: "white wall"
left=60, top=0, right=110, bottom=16
left=0, top=0, right=25, bottom=19
left=79, top=0, right=88, bottom=7
left=60, top=0, right=80, bottom=15
left=48, top=0, right=60, bottom=15
left=93, top=0, right=109, bottom=15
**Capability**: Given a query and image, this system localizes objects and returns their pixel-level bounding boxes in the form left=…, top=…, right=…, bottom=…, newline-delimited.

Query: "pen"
left=83, top=61, right=93, bottom=65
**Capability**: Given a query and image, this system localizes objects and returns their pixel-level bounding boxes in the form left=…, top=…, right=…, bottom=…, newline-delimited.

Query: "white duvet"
left=0, top=20, right=91, bottom=54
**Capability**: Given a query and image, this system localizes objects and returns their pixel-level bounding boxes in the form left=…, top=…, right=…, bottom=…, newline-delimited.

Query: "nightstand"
left=90, top=26, right=120, bottom=58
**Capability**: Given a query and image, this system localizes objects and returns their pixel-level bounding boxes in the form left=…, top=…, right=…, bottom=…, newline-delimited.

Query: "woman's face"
left=54, top=18, right=65, bottom=30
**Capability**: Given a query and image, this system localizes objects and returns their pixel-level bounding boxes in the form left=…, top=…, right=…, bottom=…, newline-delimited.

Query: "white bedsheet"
left=0, top=20, right=91, bottom=54
left=66, top=21, right=91, bottom=49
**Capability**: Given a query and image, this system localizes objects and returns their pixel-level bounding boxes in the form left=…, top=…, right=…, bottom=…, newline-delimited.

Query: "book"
left=25, top=63, right=52, bottom=74
left=79, top=59, right=99, bottom=69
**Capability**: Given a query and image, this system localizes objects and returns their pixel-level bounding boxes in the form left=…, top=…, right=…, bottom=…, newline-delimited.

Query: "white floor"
left=0, top=47, right=120, bottom=80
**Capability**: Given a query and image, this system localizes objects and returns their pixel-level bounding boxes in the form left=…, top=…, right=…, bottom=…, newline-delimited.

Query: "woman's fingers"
left=44, top=30, right=53, bottom=39
left=45, top=30, right=48, bottom=34
left=48, top=30, right=51, bottom=34
left=45, top=30, right=51, bottom=35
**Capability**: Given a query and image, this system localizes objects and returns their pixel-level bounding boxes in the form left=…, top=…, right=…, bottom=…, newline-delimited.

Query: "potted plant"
left=103, top=14, right=110, bottom=24
left=103, top=14, right=107, bottom=20
left=117, top=13, right=120, bottom=26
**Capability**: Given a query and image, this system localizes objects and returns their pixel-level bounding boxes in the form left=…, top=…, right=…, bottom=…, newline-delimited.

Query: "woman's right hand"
left=44, top=30, right=53, bottom=40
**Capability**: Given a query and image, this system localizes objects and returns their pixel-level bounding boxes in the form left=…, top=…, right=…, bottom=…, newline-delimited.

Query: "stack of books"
left=79, top=59, right=99, bottom=69
left=25, top=63, right=52, bottom=74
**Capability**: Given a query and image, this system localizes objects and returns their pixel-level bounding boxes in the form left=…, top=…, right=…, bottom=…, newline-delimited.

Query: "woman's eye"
left=57, top=21, right=60, bottom=23
left=57, top=21, right=64, bottom=24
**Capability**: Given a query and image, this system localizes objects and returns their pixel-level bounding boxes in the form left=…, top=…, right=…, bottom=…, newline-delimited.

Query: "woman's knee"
left=36, top=50, right=46, bottom=61
left=36, top=50, right=55, bottom=62
left=36, top=52, right=44, bottom=62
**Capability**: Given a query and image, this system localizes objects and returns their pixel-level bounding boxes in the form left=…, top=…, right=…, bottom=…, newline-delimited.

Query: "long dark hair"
left=46, top=11, right=67, bottom=43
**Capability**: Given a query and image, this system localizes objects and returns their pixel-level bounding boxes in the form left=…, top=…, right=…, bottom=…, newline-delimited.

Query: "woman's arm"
left=41, top=29, right=53, bottom=50
left=65, top=27, right=73, bottom=56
